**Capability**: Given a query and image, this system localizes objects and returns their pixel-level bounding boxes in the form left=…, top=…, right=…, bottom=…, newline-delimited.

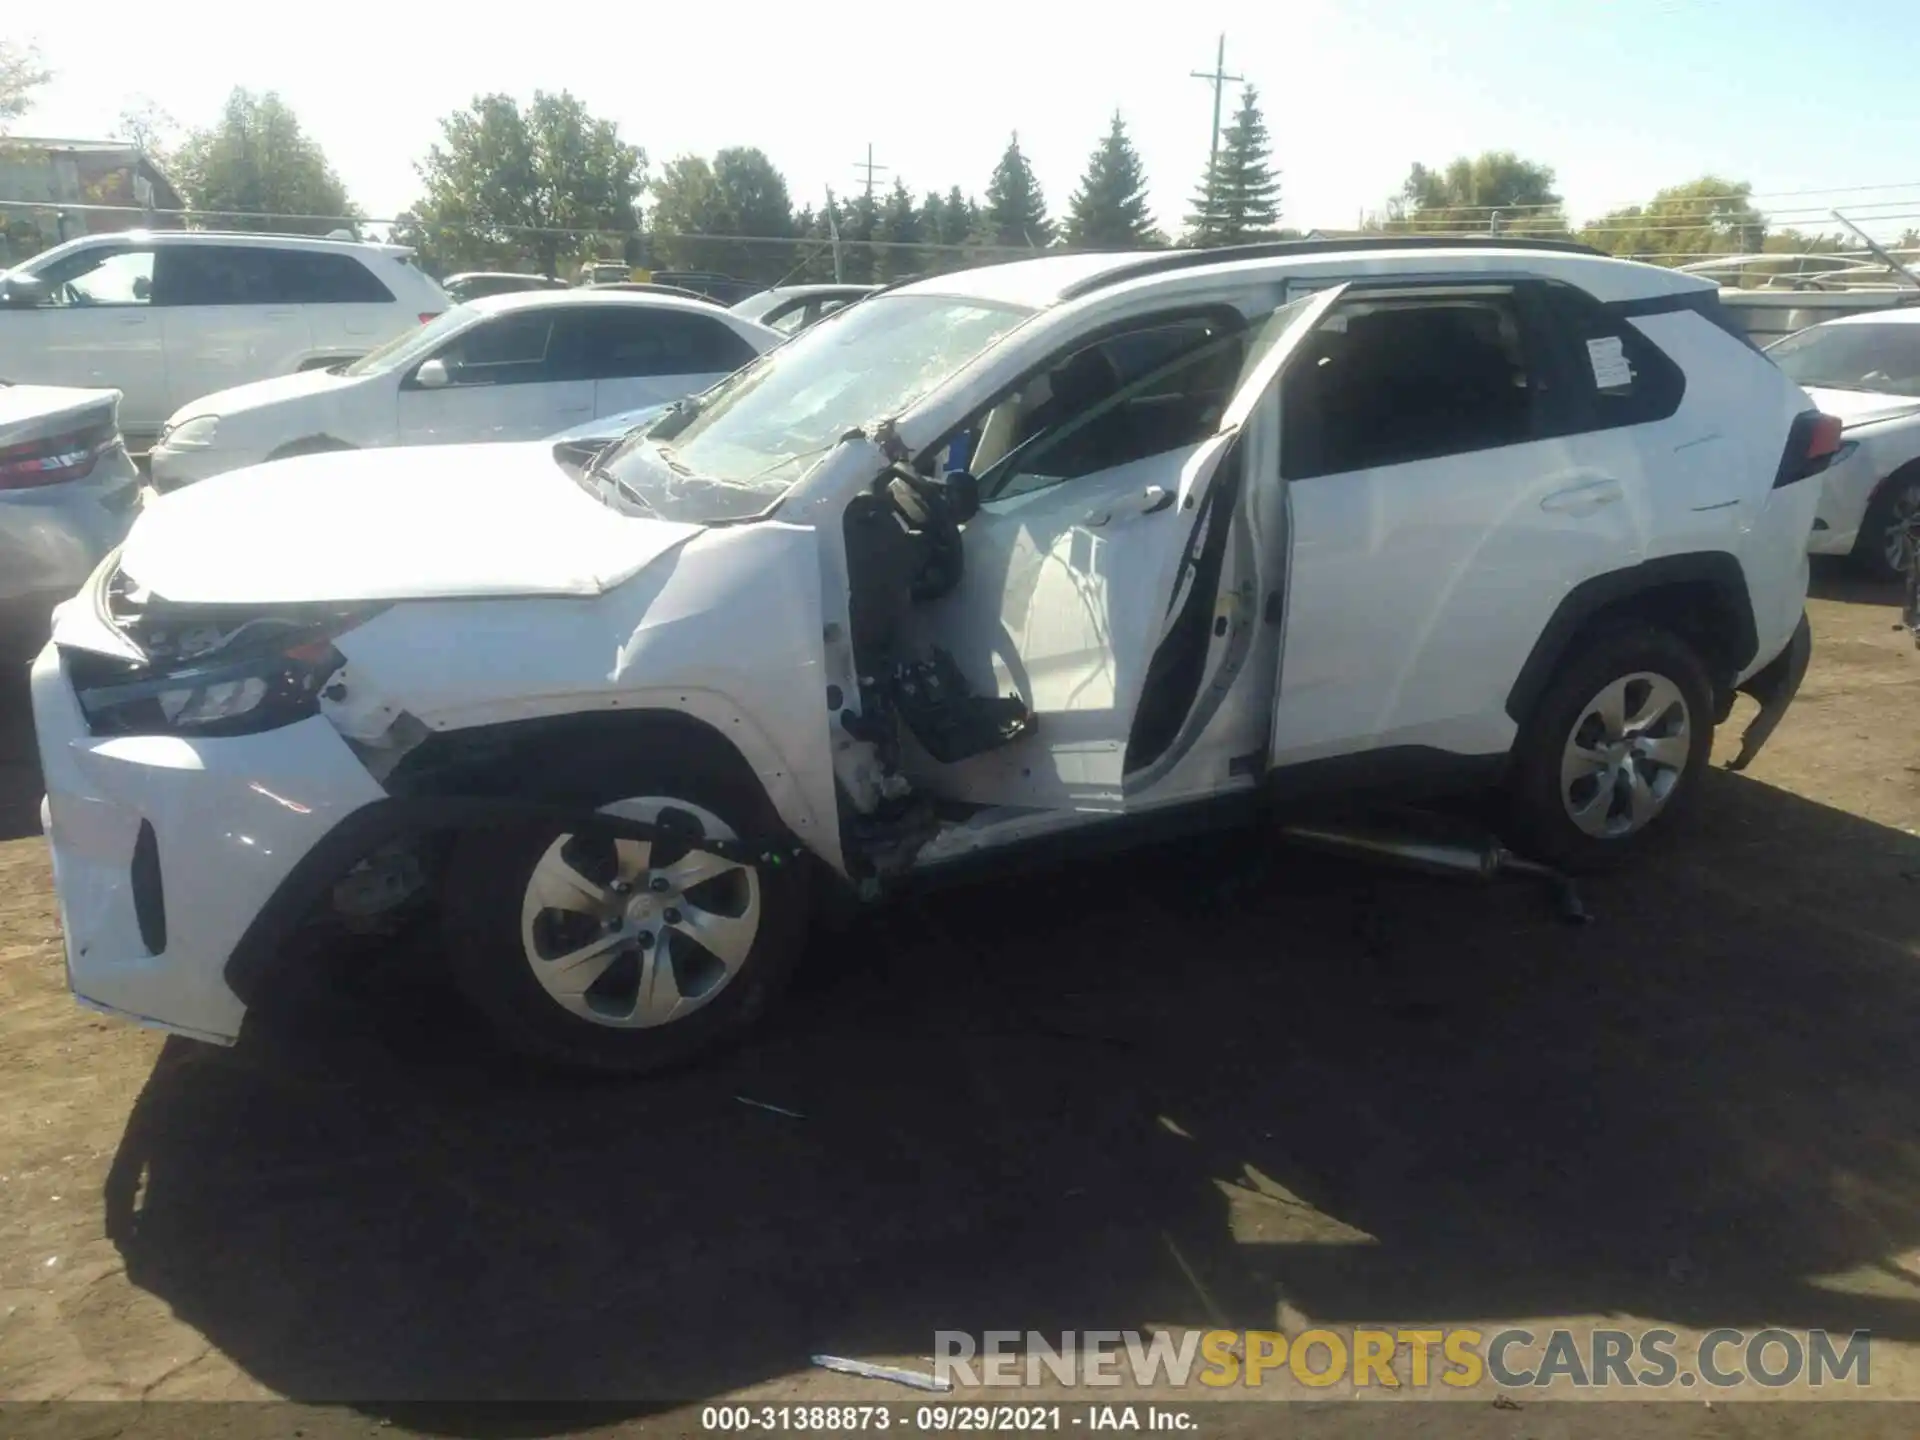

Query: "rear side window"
left=152, top=246, right=394, bottom=306
left=564, top=308, right=759, bottom=379
left=1282, top=291, right=1539, bottom=479
left=264, top=250, right=395, bottom=304
left=1531, top=283, right=1685, bottom=433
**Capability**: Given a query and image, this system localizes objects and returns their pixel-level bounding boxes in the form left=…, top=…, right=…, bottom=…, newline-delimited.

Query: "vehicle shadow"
left=0, top=666, right=45, bottom=843
left=1809, top=555, right=1905, bottom=607
left=99, top=768, right=1920, bottom=1419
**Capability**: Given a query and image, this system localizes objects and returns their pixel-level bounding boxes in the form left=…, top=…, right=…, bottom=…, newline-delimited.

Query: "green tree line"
left=9, top=65, right=1914, bottom=281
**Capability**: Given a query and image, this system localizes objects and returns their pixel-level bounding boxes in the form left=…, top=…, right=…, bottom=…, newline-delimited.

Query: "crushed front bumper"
left=31, top=637, right=386, bottom=1043
left=1725, top=610, right=1813, bottom=773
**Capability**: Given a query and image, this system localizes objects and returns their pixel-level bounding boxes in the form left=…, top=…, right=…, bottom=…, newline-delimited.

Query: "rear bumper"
left=0, top=451, right=140, bottom=627
left=31, top=638, right=386, bottom=1042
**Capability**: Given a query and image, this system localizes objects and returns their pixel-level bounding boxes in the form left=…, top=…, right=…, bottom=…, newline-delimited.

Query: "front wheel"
left=441, top=777, right=808, bottom=1073
left=1507, top=625, right=1715, bottom=872
left=1855, top=469, right=1920, bottom=584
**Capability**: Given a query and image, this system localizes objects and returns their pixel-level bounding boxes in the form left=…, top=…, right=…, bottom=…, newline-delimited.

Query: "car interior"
left=834, top=290, right=1551, bottom=819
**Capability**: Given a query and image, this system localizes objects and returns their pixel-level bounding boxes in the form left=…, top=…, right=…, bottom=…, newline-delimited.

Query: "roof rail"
left=1057, top=235, right=1608, bottom=301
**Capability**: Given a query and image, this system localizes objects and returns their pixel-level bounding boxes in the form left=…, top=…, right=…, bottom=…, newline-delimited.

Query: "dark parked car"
left=440, top=272, right=569, bottom=303
left=730, top=283, right=880, bottom=335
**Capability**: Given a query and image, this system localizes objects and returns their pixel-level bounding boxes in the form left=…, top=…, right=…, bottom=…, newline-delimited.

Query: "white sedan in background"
left=148, top=291, right=780, bottom=489
left=1768, top=308, right=1920, bottom=580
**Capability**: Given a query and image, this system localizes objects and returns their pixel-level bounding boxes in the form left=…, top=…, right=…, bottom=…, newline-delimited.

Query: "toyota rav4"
left=31, top=239, right=1827, bottom=1072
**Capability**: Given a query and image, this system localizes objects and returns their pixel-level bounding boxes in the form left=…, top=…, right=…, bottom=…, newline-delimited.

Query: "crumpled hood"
left=119, top=442, right=702, bottom=605
left=1802, top=386, right=1920, bottom=431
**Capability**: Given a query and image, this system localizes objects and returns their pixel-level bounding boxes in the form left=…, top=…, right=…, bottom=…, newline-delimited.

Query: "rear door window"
left=563, top=308, right=760, bottom=379
left=1281, top=291, right=1540, bottom=478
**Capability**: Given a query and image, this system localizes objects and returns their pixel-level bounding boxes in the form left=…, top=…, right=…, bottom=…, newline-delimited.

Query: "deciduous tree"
left=1388, top=151, right=1565, bottom=235
left=171, top=89, right=356, bottom=235
left=410, top=91, right=644, bottom=276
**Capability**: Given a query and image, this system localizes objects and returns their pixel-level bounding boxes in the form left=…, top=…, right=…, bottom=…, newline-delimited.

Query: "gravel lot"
left=1, top=566, right=1917, bottom=1438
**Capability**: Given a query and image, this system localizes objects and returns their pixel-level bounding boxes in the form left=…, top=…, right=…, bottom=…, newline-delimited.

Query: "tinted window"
left=153, top=246, right=278, bottom=306
left=565, top=308, right=759, bottom=379
left=1535, top=284, right=1686, bottom=430
left=427, top=312, right=557, bottom=386
left=33, top=246, right=155, bottom=306
left=1283, top=293, right=1537, bottom=478
left=265, top=250, right=394, bottom=304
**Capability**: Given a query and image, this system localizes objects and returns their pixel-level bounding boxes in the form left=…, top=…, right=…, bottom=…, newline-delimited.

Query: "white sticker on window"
left=1587, top=335, right=1633, bottom=390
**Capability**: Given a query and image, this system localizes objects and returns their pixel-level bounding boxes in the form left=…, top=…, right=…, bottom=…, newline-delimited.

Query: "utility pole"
left=853, top=143, right=889, bottom=200
left=1190, top=34, right=1243, bottom=206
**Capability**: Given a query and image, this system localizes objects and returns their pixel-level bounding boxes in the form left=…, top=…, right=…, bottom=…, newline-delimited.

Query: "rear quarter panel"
left=1630, top=309, right=1815, bottom=678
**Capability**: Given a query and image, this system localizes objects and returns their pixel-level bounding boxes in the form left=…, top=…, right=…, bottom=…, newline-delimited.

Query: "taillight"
left=418, top=312, right=438, bottom=325
left=0, top=422, right=115, bottom=490
left=1775, top=409, right=1846, bottom=489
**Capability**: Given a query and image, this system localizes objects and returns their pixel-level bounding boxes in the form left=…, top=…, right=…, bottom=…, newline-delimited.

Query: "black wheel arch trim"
left=1504, top=553, right=1758, bottom=726
left=224, top=708, right=807, bottom=1010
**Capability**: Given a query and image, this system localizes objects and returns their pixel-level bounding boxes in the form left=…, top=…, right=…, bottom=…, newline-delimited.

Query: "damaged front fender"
left=1725, top=610, right=1812, bottom=773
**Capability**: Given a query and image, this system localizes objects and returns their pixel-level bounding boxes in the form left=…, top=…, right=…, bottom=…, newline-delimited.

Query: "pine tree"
left=981, top=133, right=1053, bottom=251
left=1186, top=85, right=1281, bottom=246
left=1065, top=112, right=1159, bottom=249
left=940, top=186, right=977, bottom=249
left=877, top=178, right=923, bottom=282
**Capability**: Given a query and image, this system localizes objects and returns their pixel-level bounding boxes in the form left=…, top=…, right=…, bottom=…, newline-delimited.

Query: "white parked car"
left=1766, top=309, right=1920, bottom=580
left=0, top=231, right=448, bottom=449
left=33, top=239, right=1825, bottom=1073
left=147, top=291, right=780, bottom=488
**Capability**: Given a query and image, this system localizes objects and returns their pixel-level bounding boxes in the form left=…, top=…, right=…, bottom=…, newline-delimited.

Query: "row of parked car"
left=1, top=226, right=1911, bottom=1076
left=0, top=227, right=878, bottom=637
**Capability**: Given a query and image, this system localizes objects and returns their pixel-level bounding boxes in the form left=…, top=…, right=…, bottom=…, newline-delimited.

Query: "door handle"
left=1083, top=486, right=1173, bottom=528
left=118, top=314, right=147, bottom=326
left=1540, top=479, right=1624, bottom=515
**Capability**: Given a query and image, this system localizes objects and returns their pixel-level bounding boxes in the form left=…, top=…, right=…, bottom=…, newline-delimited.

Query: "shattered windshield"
left=595, top=293, right=1032, bottom=521
left=1769, top=322, right=1920, bottom=398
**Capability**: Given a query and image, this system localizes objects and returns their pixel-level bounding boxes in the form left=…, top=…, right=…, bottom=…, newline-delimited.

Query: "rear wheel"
left=1854, top=469, right=1920, bottom=584
left=1507, top=625, right=1714, bottom=871
left=441, top=769, right=808, bottom=1073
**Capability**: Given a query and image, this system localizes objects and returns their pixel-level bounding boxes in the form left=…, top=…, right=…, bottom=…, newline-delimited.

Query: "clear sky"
left=13, top=0, right=1920, bottom=247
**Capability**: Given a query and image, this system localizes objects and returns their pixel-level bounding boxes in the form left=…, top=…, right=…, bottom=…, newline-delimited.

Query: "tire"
left=1853, top=468, right=1920, bottom=584
left=440, top=757, right=810, bottom=1074
left=1506, top=624, right=1715, bottom=872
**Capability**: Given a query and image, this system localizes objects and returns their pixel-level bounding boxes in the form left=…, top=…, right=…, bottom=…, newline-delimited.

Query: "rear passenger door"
left=1269, top=282, right=1645, bottom=770
left=153, top=246, right=314, bottom=410
left=395, top=308, right=594, bottom=445
left=583, top=308, right=761, bottom=416
left=273, top=248, right=402, bottom=356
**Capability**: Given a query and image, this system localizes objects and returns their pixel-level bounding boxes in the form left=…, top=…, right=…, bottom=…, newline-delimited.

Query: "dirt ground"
left=1, top=564, right=1918, bottom=1439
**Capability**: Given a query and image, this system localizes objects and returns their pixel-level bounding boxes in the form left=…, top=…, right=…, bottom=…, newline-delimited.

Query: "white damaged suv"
left=32, top=240, right=1828, bottom=1072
